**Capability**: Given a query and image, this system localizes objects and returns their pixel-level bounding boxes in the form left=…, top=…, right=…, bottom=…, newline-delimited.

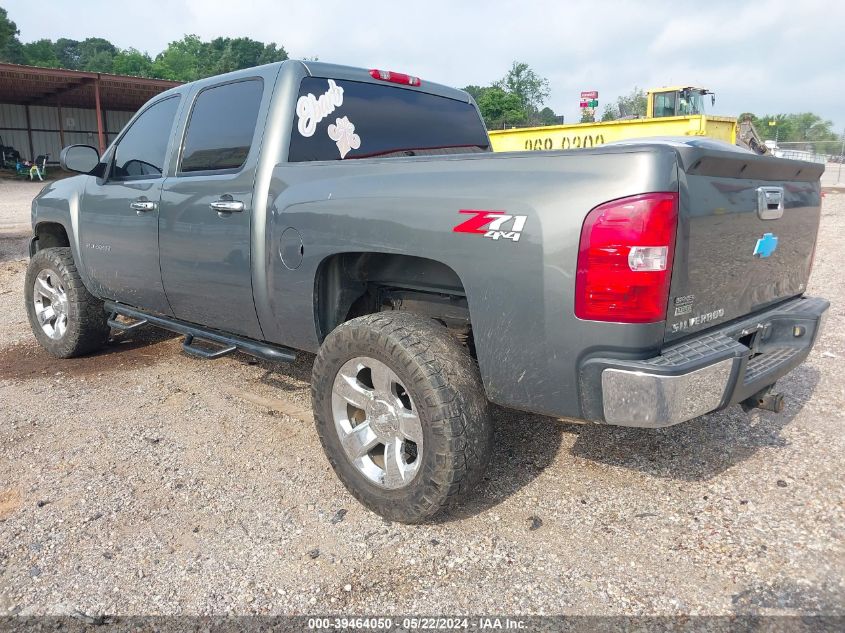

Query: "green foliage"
left=495, top=61, right=550, bottom=113
left=22, top=39, right=59, bottom=67
left=150, top=34, right=205, bottom=81
left=742, top=112, right=841, bottom=151
left=0, top=6, right=288, bottom=81
left=580, top=109, right=595, bottom=123
left=0, top=6, right=18, bottom=50
left=462, top=85, right=486, bottom=103
left=475, top=87, right=527, bottom=129
left=53, top=38, right=81, bottom=69
left=465, top=62, right=558, bottom=129
left=537, top=107, right=559, bottom=125
left=78, top=37, right=116, bottom=71
left=111, top=48, right=153, bottom=77
left=601, top=87, right=647, bottom=121
left=0, top=6, right=23, bottom=63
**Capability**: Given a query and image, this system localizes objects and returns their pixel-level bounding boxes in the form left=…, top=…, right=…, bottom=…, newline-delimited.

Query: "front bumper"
left=579, top=296, right=829, bottom=428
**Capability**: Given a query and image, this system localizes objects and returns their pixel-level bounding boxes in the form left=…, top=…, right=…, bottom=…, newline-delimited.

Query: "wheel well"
left=33, top=222, right=70, bottom=252
left=315, top=252, right=474, bottom=351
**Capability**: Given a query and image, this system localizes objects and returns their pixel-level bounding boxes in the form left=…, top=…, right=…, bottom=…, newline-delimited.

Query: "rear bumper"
left=579, top=296, right=829, bottom=428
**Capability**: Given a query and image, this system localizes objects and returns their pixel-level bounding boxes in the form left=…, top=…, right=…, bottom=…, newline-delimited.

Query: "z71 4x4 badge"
left=453, top=210, right=527, bottom=242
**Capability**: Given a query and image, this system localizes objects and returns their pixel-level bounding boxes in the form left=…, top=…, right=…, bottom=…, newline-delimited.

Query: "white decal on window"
left=327, top=116, right=361, bottom=159
left=296, top=79, right=344, bottom=137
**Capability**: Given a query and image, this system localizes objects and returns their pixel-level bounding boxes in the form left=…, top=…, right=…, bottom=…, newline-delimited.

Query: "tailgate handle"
left=757, top=186, right=784, bottom=220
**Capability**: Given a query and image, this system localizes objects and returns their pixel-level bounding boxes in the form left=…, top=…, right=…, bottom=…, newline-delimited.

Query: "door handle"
left=210, top=199, right=245, bottom=213
left=130, top=199, right=157, bottom=214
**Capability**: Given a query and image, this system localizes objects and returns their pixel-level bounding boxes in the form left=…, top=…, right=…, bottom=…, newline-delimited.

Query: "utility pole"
left=838, top=126, right=845, bottom=185
left=768, top=120, right=778, bottom=152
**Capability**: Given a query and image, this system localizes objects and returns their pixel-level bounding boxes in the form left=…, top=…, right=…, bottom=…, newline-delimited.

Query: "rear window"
left=289, top=77, right=489, bottom=162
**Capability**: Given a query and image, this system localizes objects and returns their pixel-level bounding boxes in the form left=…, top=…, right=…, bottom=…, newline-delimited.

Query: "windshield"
left=677, top=90, right=706, bottom=115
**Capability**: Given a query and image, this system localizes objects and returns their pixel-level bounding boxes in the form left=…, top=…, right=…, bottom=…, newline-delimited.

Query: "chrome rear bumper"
left=581, top=296, right=828, bottom=428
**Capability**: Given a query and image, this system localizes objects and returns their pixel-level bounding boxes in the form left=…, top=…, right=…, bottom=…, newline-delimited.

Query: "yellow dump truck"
left=488, top=86, right=762, bottom=153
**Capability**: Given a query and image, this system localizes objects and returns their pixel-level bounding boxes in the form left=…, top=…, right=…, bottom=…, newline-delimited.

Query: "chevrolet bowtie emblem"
left=753, top=232, right=778, bottom=258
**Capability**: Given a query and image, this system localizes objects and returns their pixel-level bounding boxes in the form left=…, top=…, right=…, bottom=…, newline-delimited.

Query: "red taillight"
left=575, top=192, right=678, bottom=323
left=369, top=68, right=421, bottom=86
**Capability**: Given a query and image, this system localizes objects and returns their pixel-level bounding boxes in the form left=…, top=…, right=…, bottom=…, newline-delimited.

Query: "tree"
left=22, top=39, right=60, bottom=67
left=580, top=109, right=595, bottom=123
left=0, top=6, right=291, bottom=80
left=53, top=38, right=81, bottom=69
left=601, top=87, right=647, bottom=121
left=257, top=42, right=288, bottom=66
left=152, top=35, right=206, bottom=81
left=78, top=37, right=117, bottom=71
left=741, top=112, right=840, bottom=152
left=600, top=104, right=617, bottom=122
left=0, top=6, right=23, bottom=63
left=112, top=48, right=153, bottom=77
left=0, top=6, right=18, bottom=49
left=537, top=106, right=559, bottom=125
left=495, top=61, right=550, bottom=113
left=464, top=63, right=558, bottom=129
left=476, top=87, right=526, bottom=129
left=203, top=37, right=286, bottom=76
left=462, top=85, right=487, bottom=103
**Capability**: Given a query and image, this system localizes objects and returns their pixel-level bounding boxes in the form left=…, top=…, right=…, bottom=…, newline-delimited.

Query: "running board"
left=107, top=312, right=148, bottom=332
left=103, top=302, right=296, bottom=364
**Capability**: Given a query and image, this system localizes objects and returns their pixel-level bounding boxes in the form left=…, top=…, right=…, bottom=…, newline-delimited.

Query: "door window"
left=653, top=92, right=677, bottom=118
left=179, top=79, right=264, bottom=173
left=112, top=96, right=180, bottom=180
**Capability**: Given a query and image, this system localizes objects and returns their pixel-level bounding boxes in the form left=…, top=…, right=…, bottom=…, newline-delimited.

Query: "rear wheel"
left=24, top=247, right=110, bottom=358
left=311, top=312, right=493, bottom=523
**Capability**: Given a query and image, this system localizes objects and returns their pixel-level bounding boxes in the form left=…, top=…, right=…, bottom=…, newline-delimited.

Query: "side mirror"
left=60, top=145, right=100, bottom=174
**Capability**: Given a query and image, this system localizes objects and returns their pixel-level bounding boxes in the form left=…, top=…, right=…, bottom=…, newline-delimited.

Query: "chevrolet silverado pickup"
left=25, top=60, right=828, bottom=522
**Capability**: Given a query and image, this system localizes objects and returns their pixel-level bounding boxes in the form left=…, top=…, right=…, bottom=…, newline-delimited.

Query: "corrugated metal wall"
left=0, top=103, right=134, bottom=163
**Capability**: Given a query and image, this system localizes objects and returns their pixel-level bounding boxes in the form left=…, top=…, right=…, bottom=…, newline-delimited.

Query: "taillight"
left=575, top=192, right=678, bottom=323
left=369, top=68, right=421, bottom=87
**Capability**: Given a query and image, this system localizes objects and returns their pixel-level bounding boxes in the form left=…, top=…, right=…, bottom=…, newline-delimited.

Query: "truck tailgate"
left=666, top=145, right=824, bottom=342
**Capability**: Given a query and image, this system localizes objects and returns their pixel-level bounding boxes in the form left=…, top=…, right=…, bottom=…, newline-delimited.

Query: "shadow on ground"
left=0, top=327, right=179, bottom=381
left=568, top=364, right=821, bottom=482
left=440, top=363, right=820, bottom=520
left=0, top=232, right=30, bottom=263
left=731, top=578, right=844, bottom=615
left=436, top=406, right=567, bottom=522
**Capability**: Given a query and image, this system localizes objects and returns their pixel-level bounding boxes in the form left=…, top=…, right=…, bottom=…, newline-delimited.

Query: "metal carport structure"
left=0, top=63, right=181, bottom=163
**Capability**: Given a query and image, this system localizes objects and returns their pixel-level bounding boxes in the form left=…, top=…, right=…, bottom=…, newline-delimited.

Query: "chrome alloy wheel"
left=331, top=356, right=424, bottom=490
left=32, top=269, right=69, bottom=340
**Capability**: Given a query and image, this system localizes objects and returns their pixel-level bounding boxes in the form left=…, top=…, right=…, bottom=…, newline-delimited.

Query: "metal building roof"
left=0, top=63, right=181, bottom=111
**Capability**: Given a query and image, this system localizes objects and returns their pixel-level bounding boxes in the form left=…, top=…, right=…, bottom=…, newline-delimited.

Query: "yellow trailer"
left=488, top=86, right=747, bottom=153
left=488, top=114, right=737, bottom=152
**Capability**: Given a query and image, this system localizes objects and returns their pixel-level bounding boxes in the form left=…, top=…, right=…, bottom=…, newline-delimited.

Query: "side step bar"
left=107, top=313, right=148, bottom=332
left=103, top=301, right=296, bottom=364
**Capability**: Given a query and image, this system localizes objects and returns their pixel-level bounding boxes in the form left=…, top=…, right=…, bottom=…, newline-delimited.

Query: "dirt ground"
left=0, top=178, right=843, bottom=617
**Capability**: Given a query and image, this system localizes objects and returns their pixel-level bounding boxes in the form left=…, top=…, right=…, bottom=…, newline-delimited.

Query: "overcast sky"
left=6, top=0, right=845, bottom=133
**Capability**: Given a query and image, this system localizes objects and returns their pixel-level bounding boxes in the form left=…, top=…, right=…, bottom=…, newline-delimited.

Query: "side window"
left=112, top=96, right=180, bottom=180
left=653, top=92, right=676, bottom=117
left=180, top=79, right=263, bottom=173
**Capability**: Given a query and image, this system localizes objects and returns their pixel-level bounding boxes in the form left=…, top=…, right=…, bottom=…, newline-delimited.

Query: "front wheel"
left=24, top=247, right=110, bottom=358
left=311, top=312, right=493, bottom=523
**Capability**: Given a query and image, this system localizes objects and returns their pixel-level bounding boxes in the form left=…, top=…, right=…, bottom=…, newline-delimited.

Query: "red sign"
left=580, top=91, right=598, bottom=99
left=579, top=101, right=589, bottom=108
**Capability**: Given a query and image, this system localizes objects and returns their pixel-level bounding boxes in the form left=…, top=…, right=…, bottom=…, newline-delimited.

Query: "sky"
left=5, top=0, right=845, bottom=133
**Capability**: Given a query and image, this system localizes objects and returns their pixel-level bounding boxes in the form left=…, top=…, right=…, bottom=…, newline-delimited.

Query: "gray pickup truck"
left=25, top=60, right=828, bottom=522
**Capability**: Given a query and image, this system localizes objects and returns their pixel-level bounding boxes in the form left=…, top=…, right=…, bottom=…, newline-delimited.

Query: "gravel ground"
left=0, top=179, right=843, bottom=617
